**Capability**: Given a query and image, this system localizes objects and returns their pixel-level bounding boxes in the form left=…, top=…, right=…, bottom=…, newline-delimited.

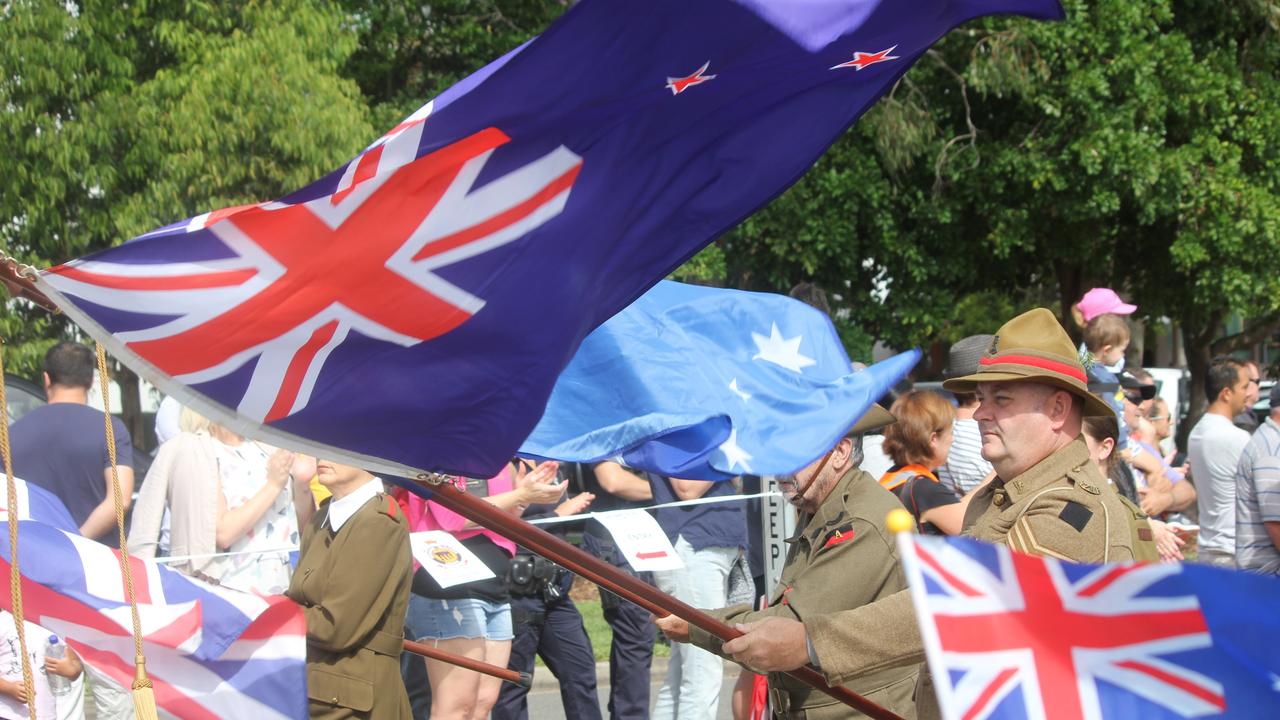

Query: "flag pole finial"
left=886, top=508, right=914, bottom=535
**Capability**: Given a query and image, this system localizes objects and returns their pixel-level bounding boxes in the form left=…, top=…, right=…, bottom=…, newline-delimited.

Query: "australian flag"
left=521, top=281, right=920, bottom=480
left=899, top=533, right=1280, bottom=719
left=37, top=0, right=1063, bottom=478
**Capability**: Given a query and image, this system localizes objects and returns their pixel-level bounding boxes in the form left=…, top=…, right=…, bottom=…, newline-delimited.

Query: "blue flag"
left=522, top=281, right=920, bottom=479
left=0, top=475, right=79, bottom=534
left=900, top=533, right=1280, bottom=719
left=38, top=0, right=1063, bottom=478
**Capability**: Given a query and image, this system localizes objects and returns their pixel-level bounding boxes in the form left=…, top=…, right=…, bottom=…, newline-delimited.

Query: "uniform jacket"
left=688, top=468, right=918, bottom=719
left=805, top=438, right=1140, bottom=716
left=287, top=490, right=413, bottom=720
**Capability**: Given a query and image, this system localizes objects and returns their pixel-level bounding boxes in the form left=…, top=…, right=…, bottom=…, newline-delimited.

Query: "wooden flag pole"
left=403, top=640, right=531, bottom=688
left=410, top=479, right=903, bottom=720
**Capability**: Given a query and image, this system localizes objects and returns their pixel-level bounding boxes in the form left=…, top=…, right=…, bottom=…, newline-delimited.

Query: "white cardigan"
left=127, top=431, right=221, bottom=576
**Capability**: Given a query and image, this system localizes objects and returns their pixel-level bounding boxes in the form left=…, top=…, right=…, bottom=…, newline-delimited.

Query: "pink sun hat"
left=1076, top=287, right=1137, bottom=323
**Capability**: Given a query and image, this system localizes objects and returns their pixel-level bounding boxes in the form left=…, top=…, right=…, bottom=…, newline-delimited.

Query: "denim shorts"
left=408, top=594, right=514, bottom=641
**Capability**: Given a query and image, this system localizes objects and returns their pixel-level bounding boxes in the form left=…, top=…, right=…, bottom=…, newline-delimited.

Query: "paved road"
left=525, top=658, right=743, bottom=720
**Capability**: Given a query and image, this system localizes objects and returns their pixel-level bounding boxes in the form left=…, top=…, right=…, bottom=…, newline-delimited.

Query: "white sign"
left=409, top=531, right=496, bottom=589
left=593, top=509, right=685, bottom=572
left=761, top=476, right=797, bottom=593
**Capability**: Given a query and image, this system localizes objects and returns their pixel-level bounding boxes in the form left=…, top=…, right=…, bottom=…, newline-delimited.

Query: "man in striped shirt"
left=1236, top=383, right=1280, bottom=574
left=937, top=334, right=995, bottom=495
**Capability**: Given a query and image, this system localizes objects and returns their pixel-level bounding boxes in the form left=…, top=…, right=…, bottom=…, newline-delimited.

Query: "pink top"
left=403, top=466, right=518, bottom=557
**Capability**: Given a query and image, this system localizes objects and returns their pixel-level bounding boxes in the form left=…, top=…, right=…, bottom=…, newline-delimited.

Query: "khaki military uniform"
left=805, top=438, right=1141, bottom=717
left=287, top=491, right=413, bottom=720
left=688, top=469, right=918, bottom=719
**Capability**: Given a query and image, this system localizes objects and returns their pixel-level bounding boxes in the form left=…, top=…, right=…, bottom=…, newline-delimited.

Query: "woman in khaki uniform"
left=287, top=460, right=413, bottom=719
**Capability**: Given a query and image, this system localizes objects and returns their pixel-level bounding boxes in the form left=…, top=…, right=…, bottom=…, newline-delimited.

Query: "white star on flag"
left=751, top=323, right=815, bottom=373
left=718, top=428, right=753, bottom=473
left=728, top=378, right=752, bottom=402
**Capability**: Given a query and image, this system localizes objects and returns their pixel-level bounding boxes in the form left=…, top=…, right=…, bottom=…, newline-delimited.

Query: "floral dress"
left=207, top=440, right=298, bottom=594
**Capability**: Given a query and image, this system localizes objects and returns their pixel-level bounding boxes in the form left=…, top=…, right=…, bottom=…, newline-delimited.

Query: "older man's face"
left=973, top=381, right=1058, bottom=478
left=776, top=437, right=854, bottom=513
left=776, top=452, right=827, bottom=513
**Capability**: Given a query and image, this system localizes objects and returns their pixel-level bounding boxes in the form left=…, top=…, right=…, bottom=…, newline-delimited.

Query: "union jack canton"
left=899, top=534, right=1280, bottom=719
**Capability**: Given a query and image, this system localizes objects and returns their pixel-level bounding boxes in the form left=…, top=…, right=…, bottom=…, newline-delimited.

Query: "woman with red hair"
left=879, top=390, right=979, bottom=535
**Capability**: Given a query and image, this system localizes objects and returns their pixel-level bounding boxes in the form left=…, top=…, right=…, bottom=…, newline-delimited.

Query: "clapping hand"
left=516, top=460, right=567, bottom=505
left=555, top=492, right=595, bottom=517
left=266, top=448, right=296, bottom=490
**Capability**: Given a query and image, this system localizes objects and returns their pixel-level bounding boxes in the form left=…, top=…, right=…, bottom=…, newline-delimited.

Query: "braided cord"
left=94, top=345, right=151, bottom=679
left=0, top=339, right=38, bottom=718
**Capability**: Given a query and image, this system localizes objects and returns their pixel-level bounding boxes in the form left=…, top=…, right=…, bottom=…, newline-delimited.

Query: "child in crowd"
left=0, top=611, right=84, bottom=720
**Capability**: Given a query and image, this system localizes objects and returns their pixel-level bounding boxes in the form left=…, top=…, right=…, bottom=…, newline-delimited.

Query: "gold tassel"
left=95, top=344, right=160, bottom=720
left=131, top=656, right=159, bottom=720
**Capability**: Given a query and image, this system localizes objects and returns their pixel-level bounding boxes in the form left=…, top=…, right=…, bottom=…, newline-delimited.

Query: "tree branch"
left=1210, top=313, right=1280, bottom=355
left=927, top=50, right=978, bottom=197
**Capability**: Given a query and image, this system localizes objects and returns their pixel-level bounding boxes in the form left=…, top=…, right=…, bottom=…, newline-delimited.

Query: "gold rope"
left=0, top=338, right=38, bottom=718
left=94, top=344, right=158, bottom=720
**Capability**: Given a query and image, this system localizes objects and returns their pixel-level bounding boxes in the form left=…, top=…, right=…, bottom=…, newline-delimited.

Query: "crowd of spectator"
left=3, top=283, right=1278, bottom=720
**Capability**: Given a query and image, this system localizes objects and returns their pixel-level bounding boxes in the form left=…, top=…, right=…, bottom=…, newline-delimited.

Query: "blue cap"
left=47, top=635, right=59, bottom=644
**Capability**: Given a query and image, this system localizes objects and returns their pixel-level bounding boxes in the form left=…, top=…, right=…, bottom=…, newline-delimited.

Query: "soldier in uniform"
left=655, top=405, right=918, bottom=719
left=716, top=308, right=1155, bottom=717
left=287, top=460, right=413, bottom=720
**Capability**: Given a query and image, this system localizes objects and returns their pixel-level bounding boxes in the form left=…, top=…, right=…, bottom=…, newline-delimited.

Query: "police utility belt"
left=506, top=553, right=566, bottom=600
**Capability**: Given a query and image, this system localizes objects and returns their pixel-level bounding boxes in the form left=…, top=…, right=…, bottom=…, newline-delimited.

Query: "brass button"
left=993, top=492, right=1006, bottom=507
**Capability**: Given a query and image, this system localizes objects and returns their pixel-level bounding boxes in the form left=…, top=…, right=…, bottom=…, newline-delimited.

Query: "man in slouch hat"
left=716, top=308, right=1153, bottom=717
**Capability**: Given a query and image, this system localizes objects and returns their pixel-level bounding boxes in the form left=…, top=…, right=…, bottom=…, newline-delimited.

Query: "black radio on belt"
left=507, top=553, right=564, bottom=602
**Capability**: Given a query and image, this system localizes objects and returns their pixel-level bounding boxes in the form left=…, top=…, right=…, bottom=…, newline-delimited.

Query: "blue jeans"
left=408, top=595, right=515, bottom=641
left=652, top=536, right=738, bottom=720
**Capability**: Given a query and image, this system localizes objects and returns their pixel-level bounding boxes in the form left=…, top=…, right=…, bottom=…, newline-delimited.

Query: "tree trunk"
left=1177, top=310, right=1224, bottom=451
left=1053, top=259, right=1085, bottom=344
left=114, top=364, right=147, bottom=454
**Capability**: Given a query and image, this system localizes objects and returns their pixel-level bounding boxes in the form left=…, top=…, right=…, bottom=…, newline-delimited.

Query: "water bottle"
left=44, top=635, right=70, bottom=696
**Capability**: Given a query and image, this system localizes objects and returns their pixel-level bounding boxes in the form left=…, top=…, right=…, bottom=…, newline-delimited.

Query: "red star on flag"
left=830, top=45, right=900, bottom=71
left=666, top=61, right=717, bottom=95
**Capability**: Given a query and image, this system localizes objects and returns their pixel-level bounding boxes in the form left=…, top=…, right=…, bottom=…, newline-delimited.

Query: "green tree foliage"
left=338, top=0, right=568, bottom=127
left=950, top=0, right=1280, bottom=419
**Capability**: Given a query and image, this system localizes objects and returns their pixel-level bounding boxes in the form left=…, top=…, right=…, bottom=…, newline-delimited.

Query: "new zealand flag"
left=38, top=0, right=1063, bottom=478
